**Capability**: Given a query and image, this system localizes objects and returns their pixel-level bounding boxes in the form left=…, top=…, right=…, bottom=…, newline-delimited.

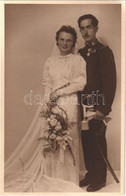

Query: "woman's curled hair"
left=56, top=25, right=77, bottom=47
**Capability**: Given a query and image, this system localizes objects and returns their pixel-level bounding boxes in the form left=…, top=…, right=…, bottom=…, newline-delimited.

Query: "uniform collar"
left=85, top=39, right=98, bottom=49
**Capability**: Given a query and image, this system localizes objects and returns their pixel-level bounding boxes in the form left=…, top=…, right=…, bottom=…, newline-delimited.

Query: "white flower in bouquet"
left=62, top=130, right=67, bottom=134
left=55, top=122, right=62, bottom=130
left=56, top=136, right=63, bottom=142
left=66, top=129, right=71, bottom=136
left=52, top=106, right=59, bottom=114
left=50, top=133, right=57, bottom=139
left=47, top=117, right=51, bottom=122
left=50, top=118, right=57, bottom=127
left=56, top=136, right=64, bottom=146
left=50, top=114, right=56, bottom=119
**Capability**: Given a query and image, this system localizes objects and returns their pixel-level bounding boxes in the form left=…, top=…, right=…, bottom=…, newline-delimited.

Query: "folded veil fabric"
left=4, top=104, right=84, bottom=192
left=5, top=105, right=43, bottom=191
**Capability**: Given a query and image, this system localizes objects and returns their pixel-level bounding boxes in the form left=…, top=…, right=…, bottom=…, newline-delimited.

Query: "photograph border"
left=0, top=1, right=125, bottom=195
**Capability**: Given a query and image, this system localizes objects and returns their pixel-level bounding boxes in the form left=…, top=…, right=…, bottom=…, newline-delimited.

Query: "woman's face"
left=57, top=31, right=74, bottom=56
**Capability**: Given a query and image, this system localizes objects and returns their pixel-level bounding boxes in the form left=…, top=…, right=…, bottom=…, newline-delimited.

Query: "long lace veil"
left=4, top=104, right=45, bottom=190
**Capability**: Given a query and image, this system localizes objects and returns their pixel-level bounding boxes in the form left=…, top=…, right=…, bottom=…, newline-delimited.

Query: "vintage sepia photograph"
left=0, top=1, right=125, bottom=195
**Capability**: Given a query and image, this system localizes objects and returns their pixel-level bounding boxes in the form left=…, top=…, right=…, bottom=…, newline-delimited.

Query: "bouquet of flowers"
left=39, top=98, right=76, bottom=165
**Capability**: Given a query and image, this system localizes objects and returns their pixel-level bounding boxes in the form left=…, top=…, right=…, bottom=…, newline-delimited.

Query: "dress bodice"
left=43, top=53, right=86, bottom=95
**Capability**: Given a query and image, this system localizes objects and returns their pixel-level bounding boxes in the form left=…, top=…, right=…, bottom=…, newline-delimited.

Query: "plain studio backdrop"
left=5, top=4, right=121, bottom=171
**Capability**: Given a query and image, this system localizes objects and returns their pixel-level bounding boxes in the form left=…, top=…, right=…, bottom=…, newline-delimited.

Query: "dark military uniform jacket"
left=78, top=39, right=116, bottom=116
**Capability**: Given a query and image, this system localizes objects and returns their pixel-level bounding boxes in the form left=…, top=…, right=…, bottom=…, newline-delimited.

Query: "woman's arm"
left=56, top=56, right=86, bottom=96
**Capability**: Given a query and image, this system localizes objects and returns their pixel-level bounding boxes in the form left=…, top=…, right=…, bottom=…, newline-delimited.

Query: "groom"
left=77, top=14, right=116, bottom=191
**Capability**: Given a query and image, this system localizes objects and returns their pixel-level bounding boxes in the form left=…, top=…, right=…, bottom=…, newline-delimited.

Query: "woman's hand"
left=50, top=91, right=58, bottom=100
left=50, top=91, right=60, bottom=104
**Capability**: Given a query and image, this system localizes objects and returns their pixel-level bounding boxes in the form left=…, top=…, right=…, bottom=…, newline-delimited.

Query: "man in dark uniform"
left=77, top=14, right=116, bottom=192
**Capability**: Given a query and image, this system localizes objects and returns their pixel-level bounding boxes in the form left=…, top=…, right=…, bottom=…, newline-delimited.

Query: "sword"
left=97, top=142, right=119, bottom=183
left=89, top=118, right=120, bottom=184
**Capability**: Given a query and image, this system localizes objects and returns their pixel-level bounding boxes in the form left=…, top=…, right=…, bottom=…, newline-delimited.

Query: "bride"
left=4, top=25, right=86, bottom=192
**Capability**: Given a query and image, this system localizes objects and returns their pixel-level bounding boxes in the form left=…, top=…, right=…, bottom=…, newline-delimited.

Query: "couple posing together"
left=5, top=14, right=116, bottom=192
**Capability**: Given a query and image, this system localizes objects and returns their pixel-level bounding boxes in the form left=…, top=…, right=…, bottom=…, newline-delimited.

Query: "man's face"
left=57, top=32, right=74, bottom=55
left=79, top=19, right=98, bottom=42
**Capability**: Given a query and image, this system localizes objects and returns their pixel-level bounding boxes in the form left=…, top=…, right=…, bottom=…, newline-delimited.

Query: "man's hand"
left=94, top=110, right=106, bottom=120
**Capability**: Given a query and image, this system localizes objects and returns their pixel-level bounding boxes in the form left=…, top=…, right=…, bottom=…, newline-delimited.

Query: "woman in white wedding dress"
left=4, top=25, right=86, bottom=192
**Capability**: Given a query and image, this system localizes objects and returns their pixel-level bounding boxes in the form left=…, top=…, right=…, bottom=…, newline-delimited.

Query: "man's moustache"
left=84, top=35, right=89, bottom=37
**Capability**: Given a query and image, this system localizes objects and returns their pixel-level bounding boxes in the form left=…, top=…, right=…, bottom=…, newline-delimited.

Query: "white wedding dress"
left=4, top=53, right=86, bottom=192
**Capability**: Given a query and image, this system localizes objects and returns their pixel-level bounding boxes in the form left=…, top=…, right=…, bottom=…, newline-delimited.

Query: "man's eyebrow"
left=81, top=25, right=92, bottom=28
left=59, top=38, right=72, bottom=41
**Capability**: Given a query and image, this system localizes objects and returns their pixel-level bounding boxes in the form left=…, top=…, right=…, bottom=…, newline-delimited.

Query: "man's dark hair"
left=78, top=14, right=99, bottom=28
left=56, top=25, right=77, bottom=47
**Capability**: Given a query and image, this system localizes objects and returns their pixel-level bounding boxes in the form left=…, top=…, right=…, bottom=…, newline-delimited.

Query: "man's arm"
left=95, top=46, right=117, bottom=116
